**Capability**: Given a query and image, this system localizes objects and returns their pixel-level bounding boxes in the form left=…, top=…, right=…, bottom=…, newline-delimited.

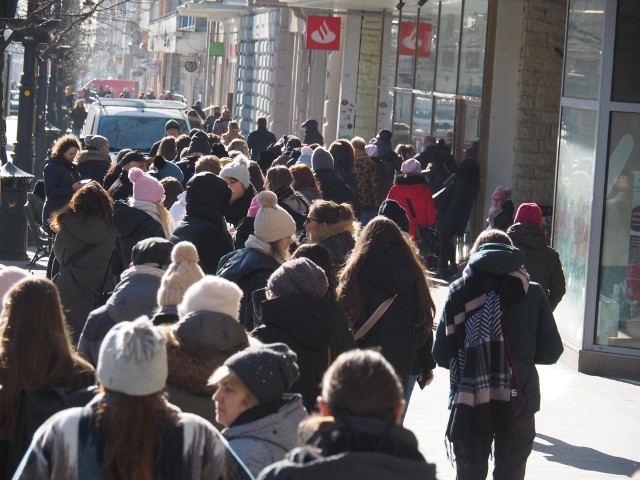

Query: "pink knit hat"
left=401, top=158, right=422, bottom=175
left=514, top=202, right=543, bottom=228
left=129, top=167, right=165, bottom=203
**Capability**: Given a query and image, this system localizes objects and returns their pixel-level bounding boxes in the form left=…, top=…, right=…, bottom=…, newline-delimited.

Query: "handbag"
left=354, top=294, right=398, bottom=341
left=405, top=199, right=439, bottom=256
left=94, top=245, right=117, bottom=308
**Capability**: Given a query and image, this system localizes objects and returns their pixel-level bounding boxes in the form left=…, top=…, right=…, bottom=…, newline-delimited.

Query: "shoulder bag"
left=354, top=294, right=398, bottom=341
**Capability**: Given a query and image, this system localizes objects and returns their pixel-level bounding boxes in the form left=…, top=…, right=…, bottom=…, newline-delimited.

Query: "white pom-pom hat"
left=178, top=275, right=244, bottom=321
left=157, top=242, right=205, bottom=307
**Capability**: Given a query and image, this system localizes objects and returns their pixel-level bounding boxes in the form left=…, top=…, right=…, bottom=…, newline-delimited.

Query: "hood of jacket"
left=256, top=295, right=338, bottom=350
left=468, top=242, right=524, bottom=275
left=393, top=174, right=429, bottom=187
left=507, top=223, right=547, bottom=250
left=217, top=248, right=280, bottom=284
left=75, top=150, right=111, bottom=165
left=185, top=173, right=230, bottom=223
left=358, top=244, right=416, bottom=296
left=223, top=394, right=307, bottom=449
left=173, top=309, right=249, bottom=352
left=106, top=265, right=163, bottom=322
left=59, top=213, right=115, bottom=245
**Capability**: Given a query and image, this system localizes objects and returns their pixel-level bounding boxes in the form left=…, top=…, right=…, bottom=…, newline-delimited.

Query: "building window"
left=179, top=15, right=196, bottom=31
left=611, top=0, right=640, bottom=103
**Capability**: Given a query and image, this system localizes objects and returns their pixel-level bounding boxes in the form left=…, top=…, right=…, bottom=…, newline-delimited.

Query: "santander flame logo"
left=307, top=16, right=341, bottom=50
left=311, top=20, right=336, bottom=44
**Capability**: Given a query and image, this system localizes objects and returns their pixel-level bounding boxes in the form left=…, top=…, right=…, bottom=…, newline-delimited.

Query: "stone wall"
left=355, top=15, right=383, bottom=142
left=512, top=0, right=567, bottom=207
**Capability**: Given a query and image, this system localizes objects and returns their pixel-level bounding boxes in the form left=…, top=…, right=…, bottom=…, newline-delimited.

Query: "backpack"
left=5, top=387, right=97, bottom=477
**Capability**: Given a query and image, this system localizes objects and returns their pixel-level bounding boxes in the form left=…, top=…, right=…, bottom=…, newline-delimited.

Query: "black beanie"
left=188, top=131, right=212, bottom=155
left=378, top=199, right=409, bottom=233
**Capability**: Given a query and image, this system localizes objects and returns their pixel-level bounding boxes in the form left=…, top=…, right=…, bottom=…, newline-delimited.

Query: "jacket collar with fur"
left=75, top=150, right=111, bottom=164
left=308, top=219, right=358, bottom=244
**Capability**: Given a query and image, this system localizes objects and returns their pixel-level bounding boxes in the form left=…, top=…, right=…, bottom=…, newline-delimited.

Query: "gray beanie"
left=84, top=135, right=108, bottom=150
left=267, top=258, right=328, bottom=298
left=311, top=147, right=334, bottom=171
left=97, top=317, right=168, bottom=396
left=212, top=343, right=300, bottom=404
left=220, top=161, right=251, bottom=190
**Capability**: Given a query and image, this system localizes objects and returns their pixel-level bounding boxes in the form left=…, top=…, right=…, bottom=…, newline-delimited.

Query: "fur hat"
left=84, top=135, right=108, bottom=150
left=311, top=147, right=334, bottom=171
left=211, top=343, right=300, bottom=404
left=131, top=237, right=173, bottom=267
left=514, top=202, right=543, bottom=228
left=178, top=275, right=243, bottom=320
left=97, top=317, right=168, bottom=396
left=254, top=191, right=296, bottom=243
left=0, top=267, right=29, bottom=315
left=401, top=158, right=422, bottom=175
left=219, top=161, right=251, bottom=190
left=267, top=258, right=328, bottom=298
left=378, top=200, right=409, bottom=233
left=129, top=167, right=165, bottom=203
left=157, top=242, right=204, bottom=307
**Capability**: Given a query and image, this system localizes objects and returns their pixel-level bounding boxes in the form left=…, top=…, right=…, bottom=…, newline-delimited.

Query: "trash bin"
left=0, top=161, right=34, bottom=260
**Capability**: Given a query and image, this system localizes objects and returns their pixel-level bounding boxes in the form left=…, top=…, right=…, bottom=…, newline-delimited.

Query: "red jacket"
left=387, top=175, right=436, bottom=239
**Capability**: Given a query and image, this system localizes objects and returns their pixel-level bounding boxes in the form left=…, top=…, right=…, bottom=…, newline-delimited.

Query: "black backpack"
left=5, top=387, right=97, bottom=477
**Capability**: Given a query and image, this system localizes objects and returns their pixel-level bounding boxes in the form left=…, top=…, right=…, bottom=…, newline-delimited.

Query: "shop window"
left=413, top=3, right=439, bottom=93
left=597, top=112, right=640, bottom=349
left=563, top=0, right=605, bottom=100
left=611, top=0, right=640, bottom=102
left=435, top=1, right=461, bottom=94
left=553, top=107, right=597, bottom=345
left=458, top=0, right=488, bottom=97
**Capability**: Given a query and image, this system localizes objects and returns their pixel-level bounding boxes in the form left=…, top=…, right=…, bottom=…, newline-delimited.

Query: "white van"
left=81, top=98, right=190, bottom=154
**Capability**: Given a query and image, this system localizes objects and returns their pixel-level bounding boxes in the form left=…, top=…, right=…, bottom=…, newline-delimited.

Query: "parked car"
left=10, top=89, right=19, bottom=116
left=81, top=98, right=190, bottom=154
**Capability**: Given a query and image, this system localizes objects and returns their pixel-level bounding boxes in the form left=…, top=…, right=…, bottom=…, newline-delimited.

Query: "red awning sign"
left=307, top=16, right=341, bottom=51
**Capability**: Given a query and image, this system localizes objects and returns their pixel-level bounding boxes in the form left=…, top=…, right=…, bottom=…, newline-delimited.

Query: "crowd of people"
left=0, top=113, right=568, bottom=479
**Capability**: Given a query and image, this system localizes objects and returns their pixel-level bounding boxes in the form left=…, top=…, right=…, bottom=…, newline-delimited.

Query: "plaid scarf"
left=444, top=265, right=529, bottom=451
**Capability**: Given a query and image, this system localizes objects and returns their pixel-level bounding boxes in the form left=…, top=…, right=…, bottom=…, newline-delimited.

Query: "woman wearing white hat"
left=217, top=190, right=296, bottom=330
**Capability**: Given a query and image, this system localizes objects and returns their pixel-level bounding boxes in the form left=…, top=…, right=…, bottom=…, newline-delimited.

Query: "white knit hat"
left=220, top=161, right=251, bottom=190
left=178, top=275, right=244, bottom=320
left=97, top=317, right=168, bottom=396
left=254, top=191, right=296, bottom=243
left=157, top=242, right=205, bottom=307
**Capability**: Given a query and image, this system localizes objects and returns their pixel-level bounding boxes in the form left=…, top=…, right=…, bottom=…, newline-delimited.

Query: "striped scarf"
left=444, top=265, right=529, bottom=449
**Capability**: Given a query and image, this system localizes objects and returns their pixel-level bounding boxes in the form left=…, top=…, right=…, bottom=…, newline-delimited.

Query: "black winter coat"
left=42, top=157, right=81, bottom=229
left=224, top=186, right=254, bottom=228
left=252, top=295, right=356, bottom=412
left=314, top=169, right=361, bottom=218
left=247, top=126, right=277, bottom=160
left=112, top=201, right=166, bottom=276
left=75, top=150, right=111, bottom=184
left=216, top=247, right=281, bottom=330
left=107, top=170, right=133, bottom=202
left=343, top=245, right=429, bottom=390
left=508, top=223, right=566, bottom=310
left=436, top=158, right=480, bottom=236
left=171, top=215, right=233, bottom=275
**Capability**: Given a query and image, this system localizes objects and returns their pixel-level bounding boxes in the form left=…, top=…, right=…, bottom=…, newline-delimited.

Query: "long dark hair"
left=49, top=181, right=114, bottom=232
left=337, top=216, right=435, bottom=331
left=0, top=278, right=93, bottom=439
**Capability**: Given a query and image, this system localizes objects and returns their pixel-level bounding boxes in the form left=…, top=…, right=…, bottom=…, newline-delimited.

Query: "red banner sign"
left=307, top=16, right=341, bottom=51
left=398, top=22, right=432, bottom=57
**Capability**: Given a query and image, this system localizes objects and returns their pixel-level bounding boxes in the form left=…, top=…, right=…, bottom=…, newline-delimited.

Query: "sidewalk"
left=406, top=284, right=640, bottom=479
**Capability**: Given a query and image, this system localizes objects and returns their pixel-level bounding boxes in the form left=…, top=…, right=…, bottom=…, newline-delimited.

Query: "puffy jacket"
left=75, top=150, right=111, bottom=184
left=216, top=245, right=281, bottom=330
left=386, top=175, right=436, bottom=239
left=42, top=157, right=81, bottom=229
left=223, top=395, right=308, bottom=477
left=252, top=295, right=356, bottom=411
left=508, top=222, right=566, bottom=310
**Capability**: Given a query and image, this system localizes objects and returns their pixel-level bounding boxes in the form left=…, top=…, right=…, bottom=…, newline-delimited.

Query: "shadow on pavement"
left=534, top=433, right=639, bottom=476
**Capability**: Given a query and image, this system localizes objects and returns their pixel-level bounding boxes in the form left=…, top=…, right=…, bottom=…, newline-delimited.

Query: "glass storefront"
left=387, top=0, right=487, bottom=159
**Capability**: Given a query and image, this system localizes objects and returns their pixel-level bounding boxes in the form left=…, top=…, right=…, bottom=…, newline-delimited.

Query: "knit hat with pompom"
left=253, top=190, right=296, bottom=243
left=157, top=242, right=205, bottom=307
left=178, top=275, right=244, bottom=321
left=129, top=167, right=165, bottom=203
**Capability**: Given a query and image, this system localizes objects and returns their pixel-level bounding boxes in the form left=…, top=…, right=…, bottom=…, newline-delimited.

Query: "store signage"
left=399, top=22, right=432, bottom=57
left=209, top=41, right=224, bottom=57
left=307, top=16, right=340, bottom=50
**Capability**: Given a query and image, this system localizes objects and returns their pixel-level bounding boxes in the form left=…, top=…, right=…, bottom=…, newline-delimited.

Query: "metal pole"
left=34, top=57, right=48, bottom=179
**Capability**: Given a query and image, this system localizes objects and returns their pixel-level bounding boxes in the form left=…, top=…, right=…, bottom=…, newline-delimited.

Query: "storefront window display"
left=435, top=1, right=461, bottom=95
left=553, top=106, right=597, bottom=346
left=458, top=0, right=488, bottom=97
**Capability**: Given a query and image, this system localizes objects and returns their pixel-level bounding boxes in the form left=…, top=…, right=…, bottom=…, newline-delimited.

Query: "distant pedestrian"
left=351, top=136, right=380, bottom=225
left=222, top=120, right=244, bottom=146
left=300, top=118, right=324, bottom=146
left=486, top=186, right=514, bottom=231
left=70, top=100, right=87, bottom=136
left=75, top=135, right=111, bottom=184
left=312, top=147, right=361, bottom=218
left=247, top=117, right=277, bottom=161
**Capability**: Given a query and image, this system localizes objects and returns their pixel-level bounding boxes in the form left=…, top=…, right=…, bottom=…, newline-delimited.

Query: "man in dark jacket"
left=171, top=172, right=234, bottom=274
left=76, top=135, right=111, bottom=184
left=77, top=237, right=173, bottom=366
left=107, top=150, right=148, bottom=202
left=311, top=147, right=361, bottom=218
left=175, top=130, right=212, bottom=185
left=432, top=233, right=563, bottom=480
left=301, top=118, right=324, bottom=146
left=372, top=129, right=403, bottom=200
left=149, top=119, right=181, bottom=157
left=247, top=117, right=277, bottom=161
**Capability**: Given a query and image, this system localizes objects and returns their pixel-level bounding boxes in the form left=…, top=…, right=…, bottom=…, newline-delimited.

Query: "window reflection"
left=435, top=1, right=462, bottom=94
left=597, top=112, right=640, bottom=349
left=458, top=0, right=488, bottom=96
